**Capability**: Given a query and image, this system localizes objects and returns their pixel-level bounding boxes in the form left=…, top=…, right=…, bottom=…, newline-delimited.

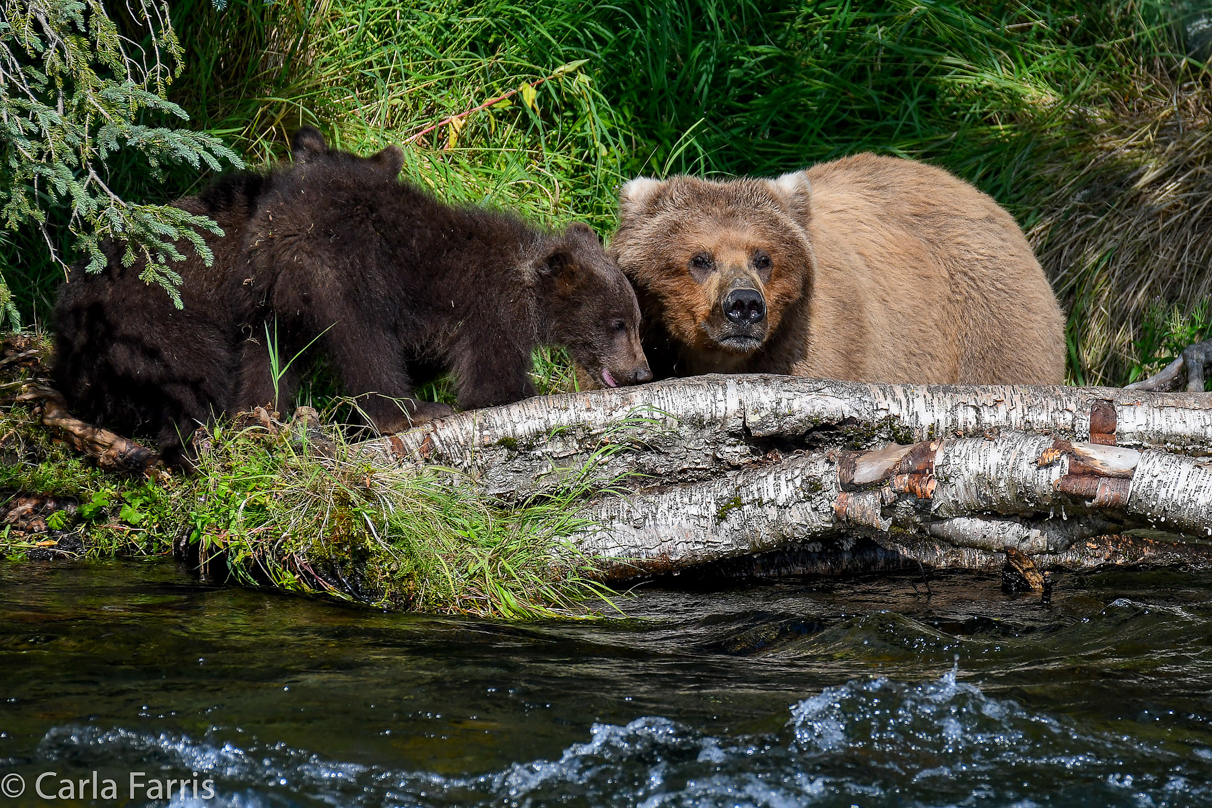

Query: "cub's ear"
left=618, top=176, right=664, bottom=220
left=767, top=170, right=812, bottom=219
left=292, top=126, right=329, bottom=163
left=537, top=248, right=582, bottom=296
left=565, top=222, right=600, bottom=242
left=371, top=145, right=404, bottom=177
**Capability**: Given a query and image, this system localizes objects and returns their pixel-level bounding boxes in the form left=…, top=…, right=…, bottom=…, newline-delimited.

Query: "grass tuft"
left=184, top=416, right=615, bottom=617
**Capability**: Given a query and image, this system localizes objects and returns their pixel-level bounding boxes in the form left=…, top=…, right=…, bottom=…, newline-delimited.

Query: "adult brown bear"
left=608, top=154, right=1066, bottom=385
left=53, top=128, right=650, bottom=463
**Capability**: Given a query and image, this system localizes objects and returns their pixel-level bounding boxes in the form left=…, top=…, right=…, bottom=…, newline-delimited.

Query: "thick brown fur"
left=52, top=173, right=266, bottom=464
left=236, top=129, right=650, bottom=434
left=610, top=154, right=1066, bottom=385
left=54, top=127, right=649, bottom=462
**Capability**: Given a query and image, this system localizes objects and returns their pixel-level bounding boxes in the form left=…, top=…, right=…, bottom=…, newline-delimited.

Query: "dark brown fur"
left=52, top=172, right=267, bottom=464
left=53, top=128, right=650, bottom=462
left=234, top=129, right=650, bottom=433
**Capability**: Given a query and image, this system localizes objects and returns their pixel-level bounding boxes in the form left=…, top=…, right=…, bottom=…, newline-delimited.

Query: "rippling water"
left=2, top=561, right=1211, bottom=807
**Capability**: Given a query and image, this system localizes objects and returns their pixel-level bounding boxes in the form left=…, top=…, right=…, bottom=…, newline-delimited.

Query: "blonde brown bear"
left=609, top=153, right=1066, bottom=385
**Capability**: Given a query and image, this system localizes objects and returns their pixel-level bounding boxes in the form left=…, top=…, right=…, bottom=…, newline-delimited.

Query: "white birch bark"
left=365, top=375, right=1212, bottom=499
left=570, top=430, right=1212, bottom=578
left=355, top=375, right=1212, bottom=578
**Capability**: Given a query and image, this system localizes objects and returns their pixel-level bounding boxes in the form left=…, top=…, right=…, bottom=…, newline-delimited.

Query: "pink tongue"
left=601, top=368, right=618, bottom=388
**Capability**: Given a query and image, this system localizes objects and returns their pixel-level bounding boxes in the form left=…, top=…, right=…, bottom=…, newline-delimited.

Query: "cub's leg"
left=319, top=320, right=452, bottom=432
left=447, top=331, right=536, bottom=411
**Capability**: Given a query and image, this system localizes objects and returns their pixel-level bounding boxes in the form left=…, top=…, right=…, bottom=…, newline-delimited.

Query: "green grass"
left=1129, top=297, right=1212, bottom=388
left=181, top=417, right=615, bottom=617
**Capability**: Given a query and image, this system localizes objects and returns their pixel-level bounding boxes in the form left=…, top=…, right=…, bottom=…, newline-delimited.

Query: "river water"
left=1, top=560, right=1211, bottom=807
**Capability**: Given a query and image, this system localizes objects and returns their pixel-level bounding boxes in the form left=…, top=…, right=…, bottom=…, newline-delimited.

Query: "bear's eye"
left=689, top=253, right=713, bottom=271
left=613, top=319, right=626, bottom=333
left=753, top=251, right=772, bottom=270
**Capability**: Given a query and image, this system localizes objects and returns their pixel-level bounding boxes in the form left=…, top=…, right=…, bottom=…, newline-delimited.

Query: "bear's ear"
left=537, top=248, right=582, bottom=296
left=292, top=127, right=329, bottom=163
left=618, top=176, right=664, bottom=220
left=566, top=222, right=600, bottom=242
left=371, top=145, right=404, bottom=177
left=766, top=170, right=812, bottom=219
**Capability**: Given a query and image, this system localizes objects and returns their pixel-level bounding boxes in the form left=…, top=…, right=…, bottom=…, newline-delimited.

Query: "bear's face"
left=610, top=173, right=814, bottom=362
left=538, top=223, right=652, bottom=388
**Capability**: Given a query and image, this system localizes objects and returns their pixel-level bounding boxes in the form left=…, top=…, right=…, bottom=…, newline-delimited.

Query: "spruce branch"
left=0, top=0, right=244, bottom=327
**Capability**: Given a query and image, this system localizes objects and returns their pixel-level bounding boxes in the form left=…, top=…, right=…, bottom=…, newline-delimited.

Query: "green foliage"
left=0, top=406, right=177, bottom=559
left=180, top=419, right=615, bottom=617
left=0, top=0, right=242, bottom=324
left=1129, top=299, right=1212, bottom=390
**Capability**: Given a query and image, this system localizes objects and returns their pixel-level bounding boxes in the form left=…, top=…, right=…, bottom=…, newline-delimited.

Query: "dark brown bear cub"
left=233, top=128, right=651, bottom=434
left=52, top=170, right=268, bottom=465
left=53, top=127, right=650, bottom=463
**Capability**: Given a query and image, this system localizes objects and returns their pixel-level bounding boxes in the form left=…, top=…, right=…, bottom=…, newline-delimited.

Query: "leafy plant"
left=0, top=0, right=242, bottom=326
left=1129, top=298, right=1212, bottom=389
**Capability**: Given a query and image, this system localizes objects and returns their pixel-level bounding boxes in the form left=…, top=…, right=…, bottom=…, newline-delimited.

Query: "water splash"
left=30, top=668, right=1211, bottom=808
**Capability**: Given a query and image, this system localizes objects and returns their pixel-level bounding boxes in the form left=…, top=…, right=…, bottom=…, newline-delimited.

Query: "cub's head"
left=537, top=223, right=652, bottom=389
left=610, top=172, right=814, bottom=366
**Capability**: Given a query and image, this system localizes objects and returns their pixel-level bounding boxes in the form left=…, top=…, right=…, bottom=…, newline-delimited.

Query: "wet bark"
left=16, top=382, right=160, bottom=473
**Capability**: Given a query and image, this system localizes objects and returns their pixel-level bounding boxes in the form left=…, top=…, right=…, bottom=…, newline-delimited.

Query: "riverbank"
left=0, top=335, right=612, bottom=618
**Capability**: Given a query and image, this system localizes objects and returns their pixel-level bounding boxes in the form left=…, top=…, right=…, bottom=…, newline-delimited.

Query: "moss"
left=716, top=494, right=743, bottom=524
left=840, top=416, right=916, bottom=450
left=495, top=436, right=519, bottom=452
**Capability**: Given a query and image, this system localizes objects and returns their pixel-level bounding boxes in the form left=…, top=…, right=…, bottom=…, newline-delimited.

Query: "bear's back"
left=799, top=154, right=1065, bottom=384
left=245, top=156, right=542, bottom=328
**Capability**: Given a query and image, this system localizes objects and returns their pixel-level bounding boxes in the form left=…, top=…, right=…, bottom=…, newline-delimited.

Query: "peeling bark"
left=365, top=375, right=1212, bottom=502
left=361, top=375, right=1212, bottom=580
left=572, top=431, right=1212, bottom=579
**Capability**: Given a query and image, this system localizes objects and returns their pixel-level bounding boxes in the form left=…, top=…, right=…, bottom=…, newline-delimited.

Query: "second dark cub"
left=237, top=127, right=652, bottom=433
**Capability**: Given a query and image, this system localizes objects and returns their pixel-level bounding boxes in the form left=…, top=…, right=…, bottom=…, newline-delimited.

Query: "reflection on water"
left=1, top=561, right=1211, bottom=807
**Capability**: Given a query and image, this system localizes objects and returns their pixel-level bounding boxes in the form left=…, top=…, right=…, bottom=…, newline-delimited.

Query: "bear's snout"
left=723, top=288, right=766, bottom=325
left=599, top=360, right=652, bottom=388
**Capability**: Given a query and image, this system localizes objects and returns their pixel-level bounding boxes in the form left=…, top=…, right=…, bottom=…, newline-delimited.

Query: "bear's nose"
left=723, top=289, right=766, bottom=325
left=631, top=364, right=653, bottom=384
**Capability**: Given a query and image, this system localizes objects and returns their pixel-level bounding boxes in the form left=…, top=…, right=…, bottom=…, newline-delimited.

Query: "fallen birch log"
left=364, top=375, right=1212, bottom=579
